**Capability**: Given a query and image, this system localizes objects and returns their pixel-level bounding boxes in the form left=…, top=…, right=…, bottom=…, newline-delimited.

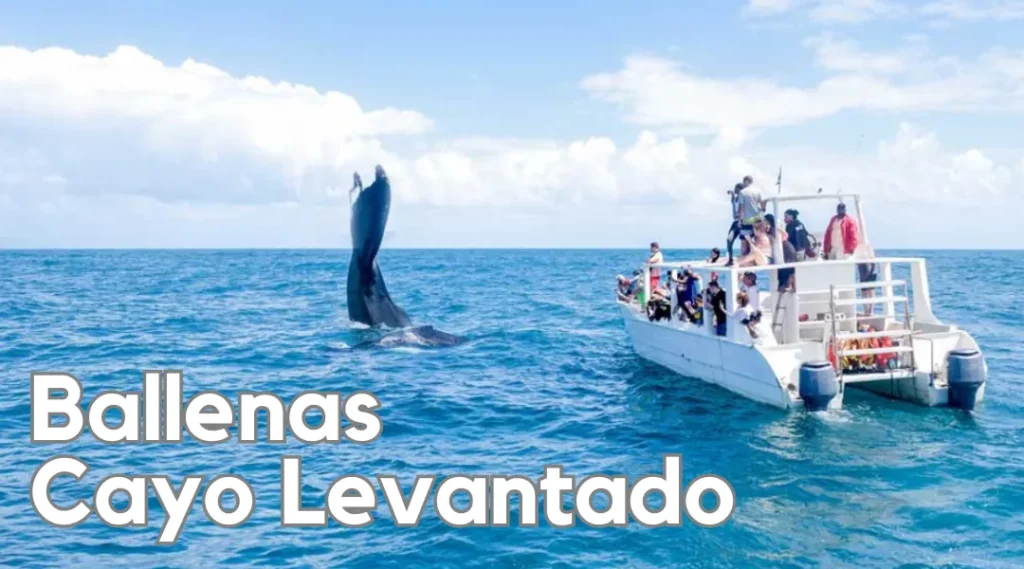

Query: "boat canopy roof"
left=765, top=192, right=861, bottom=205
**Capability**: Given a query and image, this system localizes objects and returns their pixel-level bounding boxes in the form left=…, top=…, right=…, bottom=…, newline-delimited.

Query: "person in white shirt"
left=729, top=291, right=755, bottom=342
left=740, top=272, right=761, bottom=313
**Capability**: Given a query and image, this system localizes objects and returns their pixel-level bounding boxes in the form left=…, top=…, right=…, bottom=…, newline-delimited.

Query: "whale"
left=351, top=325, right=464, bottom=350
left=346, top=166, right=463, bottom=348
left=347, top=166, right=413, bottom=328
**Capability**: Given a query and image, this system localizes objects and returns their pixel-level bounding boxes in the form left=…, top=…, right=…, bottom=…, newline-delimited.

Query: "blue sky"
left=1, top=0, right=1023, bottom=248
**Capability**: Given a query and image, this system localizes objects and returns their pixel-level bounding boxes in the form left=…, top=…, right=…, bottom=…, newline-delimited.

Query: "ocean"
left=1, top=249, right=1021, bottom=568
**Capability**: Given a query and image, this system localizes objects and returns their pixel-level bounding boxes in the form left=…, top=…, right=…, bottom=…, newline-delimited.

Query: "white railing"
left=635, top=255, right=933, bottom=347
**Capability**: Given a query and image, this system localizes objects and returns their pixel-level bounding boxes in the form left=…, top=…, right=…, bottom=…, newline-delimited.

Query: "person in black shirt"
left=784, top=209, right=811, bottom=260
left=705, top=277, right=728, bottom=337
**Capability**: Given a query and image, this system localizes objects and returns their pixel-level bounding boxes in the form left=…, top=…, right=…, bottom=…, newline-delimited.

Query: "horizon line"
left=2, top=246, right=1022, bottom=252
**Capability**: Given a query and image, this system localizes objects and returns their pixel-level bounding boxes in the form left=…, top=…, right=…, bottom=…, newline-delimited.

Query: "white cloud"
left=921, top=0, right=1024, bottom=21
left=581, top=37, right=1024, bottom=135
left=747, top=0, right=907, bottom=22
left=0, top=45, right=704, bottom=211
left=747, top=0, right=797, bottom=14
left=810, top=0, right=907, bottom=23
left=0, top=44, right=1022, bottom=249
left=804, top=32, right=922, bottom=74
left=0, top=44, right=429, bottom=204
left=749, top=0, right=1024, bottom=23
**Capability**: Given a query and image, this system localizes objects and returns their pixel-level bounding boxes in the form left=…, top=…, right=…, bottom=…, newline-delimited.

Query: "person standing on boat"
left=646, top=242, right=664, bottom=291
left=823, top=202, right=859, bottom=260
left=737, top=177, right=766, bottom=230
left=784, top=209, right=811, bottom=261
left=724, top=181, right=744, bottom=266
left=706, top=247, right=722, bottom=264
left=705, top=277, right=728, bottom=337
left=729, top=292, right=755, bottom=342
left=726, top=176, right=764, bottom=266
left=740, top=272, right=761, bottom=313
left=674, top=268, right=703, bottom=324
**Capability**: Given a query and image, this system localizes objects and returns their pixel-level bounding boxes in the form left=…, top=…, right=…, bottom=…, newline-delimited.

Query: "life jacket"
left=858, top=337, right=878, bottom=367
left=875, top=336, right=894, bottom=368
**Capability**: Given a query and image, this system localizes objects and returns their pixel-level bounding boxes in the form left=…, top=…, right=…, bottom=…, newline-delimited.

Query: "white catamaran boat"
left=618, top=193, right=988, bottom=412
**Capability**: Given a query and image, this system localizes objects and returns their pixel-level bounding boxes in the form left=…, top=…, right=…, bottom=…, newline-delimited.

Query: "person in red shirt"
left=823, top=202, right=859, bottom=260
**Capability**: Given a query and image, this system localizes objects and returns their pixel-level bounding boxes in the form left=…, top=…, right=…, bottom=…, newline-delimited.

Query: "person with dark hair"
left=824, top=202, right=859, bottom=260
left=707, top=247, right=722, bottom=264
left=764, top=213, right=787, bottom=265
left=724, top=182, right=744, bottom=266
left=740, top=272, right=761, bottom=313
left=673, top=268, right=703, bottom=324
left=784, top=209, right=811, bottom=260
left=705, top=277, right=728, bottom=337
left=858, top=261, right=878, bottom=315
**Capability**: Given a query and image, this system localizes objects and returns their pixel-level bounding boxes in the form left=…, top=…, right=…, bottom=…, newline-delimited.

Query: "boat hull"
left=619, top=302, right=988, bottom=412
left=618, top=303, right=810, bottom=410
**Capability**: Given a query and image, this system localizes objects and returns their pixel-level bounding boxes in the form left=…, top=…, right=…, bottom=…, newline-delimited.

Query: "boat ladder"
left=827, top=280, right=917, bottom=384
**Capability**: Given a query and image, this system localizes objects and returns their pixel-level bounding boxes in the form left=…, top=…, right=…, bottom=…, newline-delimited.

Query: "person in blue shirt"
left=674, top=268, right=703, bottom=324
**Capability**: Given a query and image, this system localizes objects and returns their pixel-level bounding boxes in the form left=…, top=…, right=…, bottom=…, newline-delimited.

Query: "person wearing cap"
left=823, top=202, right=859, bottom=260
left=784, top=209, right=811, bottom=261
left=617, top=274, right=638, bottom=302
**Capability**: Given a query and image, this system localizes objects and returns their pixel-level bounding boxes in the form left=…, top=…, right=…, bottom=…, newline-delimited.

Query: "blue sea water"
left=0, top=249, right=1021, bottom=569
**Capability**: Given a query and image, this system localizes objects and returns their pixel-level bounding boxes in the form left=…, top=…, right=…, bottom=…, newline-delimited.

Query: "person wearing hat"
left=784, top=209, right=811, bottom=261
left=823, top=202, right=859, bottom=260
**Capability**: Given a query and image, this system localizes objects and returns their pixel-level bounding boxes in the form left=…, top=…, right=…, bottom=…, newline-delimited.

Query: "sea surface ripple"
left=0, top=249, right=1021, bottom=568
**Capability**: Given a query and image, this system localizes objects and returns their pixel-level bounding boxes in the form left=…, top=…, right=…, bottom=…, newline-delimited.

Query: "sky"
left=1, top=0, right=1023, bottom=249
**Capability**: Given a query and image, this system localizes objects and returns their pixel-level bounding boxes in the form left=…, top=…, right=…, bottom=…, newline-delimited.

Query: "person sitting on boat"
left=765, top=213, right=798, bottom=290
left=764, top=213, right=788, bottom=265
left=646, top=242, right=663, bottom=290
left=616, top=275, right=636, bottom=302
left=646, top=282, right=673, bottom=322
left=706, top=247, right=723, bottom=265
left=823, top=202, right=859, bottom=260
left=705, top=277, right=728, bottom=337
left=736, top=221, right=771, bottom=267
left=784, top=209, right=811, bottom=261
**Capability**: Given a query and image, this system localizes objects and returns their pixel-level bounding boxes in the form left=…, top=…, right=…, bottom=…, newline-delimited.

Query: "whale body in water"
left=347, top=166, right=463, bottom=348
left=351, top=325, right=464, bottom=350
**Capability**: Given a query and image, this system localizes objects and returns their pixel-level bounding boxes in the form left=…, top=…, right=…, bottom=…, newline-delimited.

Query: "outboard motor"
left=946, top=349, right=985, bottom=411
left=799, top=361, right=839, bottom=412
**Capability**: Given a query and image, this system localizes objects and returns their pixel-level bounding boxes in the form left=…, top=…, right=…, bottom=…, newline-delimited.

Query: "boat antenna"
left=776, top=167, right=783, bottom=196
